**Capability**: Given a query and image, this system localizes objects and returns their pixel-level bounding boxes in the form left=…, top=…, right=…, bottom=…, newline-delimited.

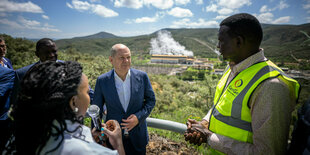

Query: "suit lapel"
left=108, top=70, right=125, bottom=113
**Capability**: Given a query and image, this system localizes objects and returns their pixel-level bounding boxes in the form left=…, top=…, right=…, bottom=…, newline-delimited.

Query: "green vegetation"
left=56, top=24, right=310, bottom=64
left=2, top=34, right=220, bottom=153
left=2, top=30, right=310, bottom=154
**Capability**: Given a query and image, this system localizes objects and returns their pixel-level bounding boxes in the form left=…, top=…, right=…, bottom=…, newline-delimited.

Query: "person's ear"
left=35, top=50, right=39, bottom=57
left=236, top=36, right=244, bottom=48
left=69, top=96, right=77, bottom=111
left=109, top=56, right=113, bottom=64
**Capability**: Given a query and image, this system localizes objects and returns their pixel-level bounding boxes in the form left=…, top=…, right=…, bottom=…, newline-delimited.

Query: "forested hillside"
left=55, top=23, right=310, bottom=62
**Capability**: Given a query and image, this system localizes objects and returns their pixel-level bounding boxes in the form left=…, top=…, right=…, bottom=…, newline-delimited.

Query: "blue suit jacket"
left=0, top=67, right=15, bottom=120
left=2, top=57, right=13, bottom=69
left=92, top=68, right=156, bottom=151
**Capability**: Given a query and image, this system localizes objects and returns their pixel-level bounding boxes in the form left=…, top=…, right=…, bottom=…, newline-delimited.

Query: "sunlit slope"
left=56, top=23, right=310, bottom=62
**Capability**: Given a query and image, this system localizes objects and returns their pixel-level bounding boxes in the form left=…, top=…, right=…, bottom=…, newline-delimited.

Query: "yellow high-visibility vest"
left=208, top=60, right=300, bottom=154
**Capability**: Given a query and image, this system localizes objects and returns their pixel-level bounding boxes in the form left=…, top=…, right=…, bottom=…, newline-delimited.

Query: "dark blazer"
left=92, top=68, right=156, bottom=151
left=10, top=62, right=39, bottom=107
left=15, top=62, right=39, bottom=82
left=2, top=57, right=13, bottom=69
left=0, top=67, right=15, bottom=120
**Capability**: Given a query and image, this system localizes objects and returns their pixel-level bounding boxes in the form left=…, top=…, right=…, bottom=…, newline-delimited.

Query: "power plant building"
left=151, top=54, right=194, bottom=64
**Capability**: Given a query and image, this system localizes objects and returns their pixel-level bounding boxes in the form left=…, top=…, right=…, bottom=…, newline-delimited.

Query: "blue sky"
left=0, top=0, right=310, bottom=39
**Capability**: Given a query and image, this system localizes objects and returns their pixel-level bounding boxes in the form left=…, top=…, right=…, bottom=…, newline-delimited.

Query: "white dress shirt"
left=114, top=70, right=131, bottom=112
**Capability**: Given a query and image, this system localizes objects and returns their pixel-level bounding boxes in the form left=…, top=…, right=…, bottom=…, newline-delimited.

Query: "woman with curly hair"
left=5, top=61, right=125, bottom=155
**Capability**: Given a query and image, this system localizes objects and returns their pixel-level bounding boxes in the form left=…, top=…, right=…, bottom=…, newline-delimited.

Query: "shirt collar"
left=114, top=69, right=131, bottom=82
left=230, top=49, right=267, bottom=76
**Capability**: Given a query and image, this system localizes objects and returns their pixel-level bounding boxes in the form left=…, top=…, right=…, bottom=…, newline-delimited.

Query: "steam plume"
left=150, top=30, right=193, bottom=56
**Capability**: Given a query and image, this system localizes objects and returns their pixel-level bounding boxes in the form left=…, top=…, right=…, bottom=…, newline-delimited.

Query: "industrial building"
left=150, top=54, right=194, bottom=64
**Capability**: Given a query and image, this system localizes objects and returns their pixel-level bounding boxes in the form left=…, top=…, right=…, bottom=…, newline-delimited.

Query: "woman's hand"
left=91, top=127, right=102, bottom=143
left=102, top=120, right=125, bottom=155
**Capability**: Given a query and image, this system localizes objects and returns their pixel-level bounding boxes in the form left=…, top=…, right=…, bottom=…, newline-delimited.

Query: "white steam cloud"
left=150, top=30, right=193, bottom=56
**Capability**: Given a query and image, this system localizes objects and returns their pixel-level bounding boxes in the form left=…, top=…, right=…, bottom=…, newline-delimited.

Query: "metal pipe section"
left=146, top=117, right=187, bottom=134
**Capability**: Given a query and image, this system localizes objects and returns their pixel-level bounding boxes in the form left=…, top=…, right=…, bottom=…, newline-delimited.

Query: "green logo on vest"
left=234, top=79, right=243, bottom=88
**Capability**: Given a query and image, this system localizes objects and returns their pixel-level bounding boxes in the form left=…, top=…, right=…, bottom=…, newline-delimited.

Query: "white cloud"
left=167, top=7, right=193, bottom=18
left=218, top=8, right=233, bottom=15
left=195, top=0, right=203, bottom=5
left=218, top=0, right=251, bottom=10
left=273, top=16, right=291, bottom=24
left=303, top=0, right=310, bottom=15
left=214, top=15, right=228, bottom=20
left=92, top=5, right=119, bottom=17
left=43, top=23, right=55, bottom=28
left=42, top=15, right=49, bottom=20
left=256, top=12, right=274, bottom=23
left=67, top=0, right=118, bottom=17
left=205, top=0, right=250, bottom=15
left=112, top=29, right=157, bottom=37
left=135, top=16, right=158, bottom=23
left=206, top=4, right=218, bottom=12
left=277, top=1, right=289, bottom=10
left=69, top=0, right=92, bottom=11
left=89, top=0, right=101, bottom=2
left=304, top=3, right=310, bottom=9
left=18, top=16, right=40, bottom=27
left=255, top=13, right=291, bottom=24
left=265, top=0, right=289, bottom=12
left=1, top=17, right=60, bottom=32
left=175, top=0, right=191, bottom=5
left=171, top=18, right=219, bottom=28
left=128, top=12, right=165, bottom=23
left=260, top=5, right=269, bottom=13
left=114, top=0, right=143, bottom=9
left=0, top=18, right=23, bottom=29
left=66, top=3, right=73, bottom=9
left=0, top=0, right=43, bottom=13
left=144, top=0, right=174, bottom=9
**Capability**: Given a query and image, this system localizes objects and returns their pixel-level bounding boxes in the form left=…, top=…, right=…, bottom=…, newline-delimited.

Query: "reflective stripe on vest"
left=209, top=60, right=300, bottom=145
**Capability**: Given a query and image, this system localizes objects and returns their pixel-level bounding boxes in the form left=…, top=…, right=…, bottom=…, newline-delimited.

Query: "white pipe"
left=146, top=117, right=187, bottom=134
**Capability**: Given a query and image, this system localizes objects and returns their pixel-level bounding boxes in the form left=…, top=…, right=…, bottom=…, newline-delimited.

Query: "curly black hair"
left=7, top=61, right=84, bottom=155
left=220, top=13, right=263, bottom=47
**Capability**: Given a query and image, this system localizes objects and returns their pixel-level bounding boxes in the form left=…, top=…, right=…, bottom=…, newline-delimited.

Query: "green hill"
left=73, top=31, right=118, bottom=39
left=55, top=24, right=310, bottom=62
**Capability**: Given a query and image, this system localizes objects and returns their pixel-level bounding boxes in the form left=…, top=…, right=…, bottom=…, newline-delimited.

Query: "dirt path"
left=147, top=133, right=202, bottom=155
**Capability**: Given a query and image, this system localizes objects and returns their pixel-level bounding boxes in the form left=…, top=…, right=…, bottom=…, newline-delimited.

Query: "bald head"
left=110, top=44, right=130, bottom=57
left=109, top=43, right=131, bottom=80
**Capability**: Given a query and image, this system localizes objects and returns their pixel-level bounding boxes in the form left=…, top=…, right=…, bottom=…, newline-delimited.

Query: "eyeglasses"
left=0, top=45, right=6, bottom=48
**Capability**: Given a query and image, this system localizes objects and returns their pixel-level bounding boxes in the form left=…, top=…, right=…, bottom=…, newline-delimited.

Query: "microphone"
left=87, top=105, right=114, bottom=148
left=87, top=104, right=102, bottom=131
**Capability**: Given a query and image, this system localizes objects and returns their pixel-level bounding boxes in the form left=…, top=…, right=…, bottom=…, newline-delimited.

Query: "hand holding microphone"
left=88, top=105, right=106, bottom=145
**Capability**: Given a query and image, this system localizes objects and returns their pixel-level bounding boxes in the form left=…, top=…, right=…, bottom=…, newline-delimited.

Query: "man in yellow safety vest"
left=184, top=13, right=300, bottom=155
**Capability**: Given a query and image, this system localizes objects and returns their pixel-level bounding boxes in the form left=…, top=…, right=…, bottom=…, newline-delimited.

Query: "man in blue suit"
left=92, top=44, right=156, bottom=155
left=15, top=38, right=59, bottom=80
left=0, top=67, right=15, bottom=151
left=0, top=37, right=13, bottom=69
left=11, top=38, right=60, bottom=106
